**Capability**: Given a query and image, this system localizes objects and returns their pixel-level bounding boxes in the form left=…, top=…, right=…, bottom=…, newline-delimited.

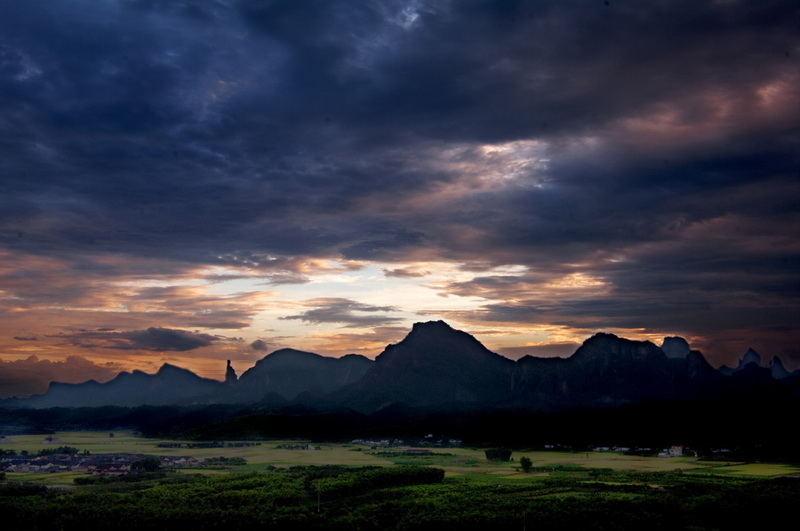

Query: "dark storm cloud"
left=250, top=339, right=269, bottom=352
left=114, top=327, right=218, bottom=351
left=52, top=327, right=218, bottom=352
left=1, top=0, right=796, bottom=261
left=383, top=267, right=430, bottom=279
left=0, top=0, right=797, bottom=364
left=281, top=298, right=402, bottom=328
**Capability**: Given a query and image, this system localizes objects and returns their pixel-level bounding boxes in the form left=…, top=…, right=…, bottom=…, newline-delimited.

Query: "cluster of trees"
left=1, top=446, right=82, bottom=457
left=1, top=465, right=798, bottom=530
left=38, top=446, right=80, bottom=456
left=303, top=466, right=445, bottom=502
left=484, top=448, right=512, bottom=461
left=131, top=456, right=161, bottom=473
left=201, top=456, right=247, bottom=468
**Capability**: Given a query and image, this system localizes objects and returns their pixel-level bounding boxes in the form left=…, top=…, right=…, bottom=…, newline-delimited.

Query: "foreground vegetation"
left=1, top=464, right=798, bottom=530
left=3, top=432, right=799, bottom=529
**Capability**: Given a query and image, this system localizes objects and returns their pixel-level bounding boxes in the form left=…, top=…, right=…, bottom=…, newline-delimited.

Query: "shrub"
left=485, top=448, right=512, bottom=461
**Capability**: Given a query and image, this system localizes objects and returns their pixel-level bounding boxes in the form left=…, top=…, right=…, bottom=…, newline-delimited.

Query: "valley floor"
left=2, top=432, right=800, bottom=530
left=3, top=430, right=800, bottom=483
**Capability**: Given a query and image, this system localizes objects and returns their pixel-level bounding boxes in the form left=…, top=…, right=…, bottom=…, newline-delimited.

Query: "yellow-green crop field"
left=2, top=431, right=799, bottom=484
left=696, top=462, right=800, bottom=476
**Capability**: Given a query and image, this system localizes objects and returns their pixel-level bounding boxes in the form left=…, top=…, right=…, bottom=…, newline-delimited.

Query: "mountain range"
left=5, top=321, right=798, bottom=412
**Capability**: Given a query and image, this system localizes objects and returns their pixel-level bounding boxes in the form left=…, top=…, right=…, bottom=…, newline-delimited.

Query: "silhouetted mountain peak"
left=662, top=336, right=691, bottom=359
left=377, top=320, right=511, bottom=368
left=156, top=363, right=191, bottom=375
left=767, top=356, right=793, bottom=380
left=400, top=320, right=464, bottom=349
left=336, top=321, right=514, bottom=411
left=244, top=348, right=371, bottom=373
left=250, top=348, right=319, bottom=366
left=411, top=319, right=454, bottom=333
left=233, top=347, right=373, bottom=401
left=16, top=362, right=220, bottom=408
left=224, top=360, right=238, bottom=385
left=8, top=322, right=794, bottom=413
left=578, top=332, right=621, bottom=351
left=740, top=348, right=761, bottom=368
left=719, top=348, right=768, bottom=377
left=573, top=333, right=665, bottom=363
left=511, top=332, right=678, bottom=409
left=341, top=353, right=370, bottom=361
left=268, top=347, right=319, bottom=358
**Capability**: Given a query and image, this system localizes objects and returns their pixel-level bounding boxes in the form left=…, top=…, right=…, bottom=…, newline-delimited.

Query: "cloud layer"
left=0, top=0, right=798, bottom=393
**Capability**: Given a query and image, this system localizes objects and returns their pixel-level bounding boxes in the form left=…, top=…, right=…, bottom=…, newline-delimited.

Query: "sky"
left=1, top=0, right=798, bottom=398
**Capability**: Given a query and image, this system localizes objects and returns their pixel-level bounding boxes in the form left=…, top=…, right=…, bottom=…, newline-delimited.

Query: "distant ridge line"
left=4, top=321, right=798, bottom=411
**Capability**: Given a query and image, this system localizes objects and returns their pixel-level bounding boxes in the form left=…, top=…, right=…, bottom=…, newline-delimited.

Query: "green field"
left=3, top=431, right=799, bottom=483
left=3, top=433, right=800, bottom=530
